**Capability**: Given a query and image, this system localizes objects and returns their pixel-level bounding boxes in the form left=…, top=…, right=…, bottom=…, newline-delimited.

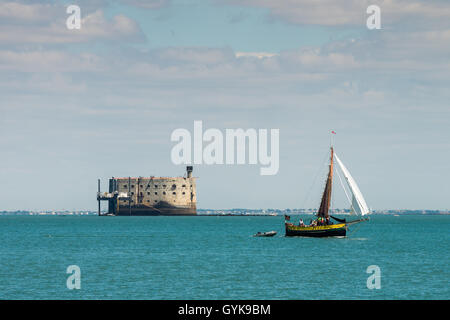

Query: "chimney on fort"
left=186, top=166, right=193, bottom=178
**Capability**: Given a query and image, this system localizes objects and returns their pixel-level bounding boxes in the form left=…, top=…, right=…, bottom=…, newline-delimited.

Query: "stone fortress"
left=97, top=166, right=196, bottom=216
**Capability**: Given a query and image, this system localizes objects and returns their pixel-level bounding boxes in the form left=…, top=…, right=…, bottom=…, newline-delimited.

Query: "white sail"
left=350, top=195, right=359, bottom=215
left=334, top=153, right=370, bottom=216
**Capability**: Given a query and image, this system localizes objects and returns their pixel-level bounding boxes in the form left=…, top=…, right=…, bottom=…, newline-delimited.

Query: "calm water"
left=0, top=215, right=448, bottom=300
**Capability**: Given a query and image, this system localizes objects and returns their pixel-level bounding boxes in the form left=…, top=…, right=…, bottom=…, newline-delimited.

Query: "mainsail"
left=334, top=154, right=370, bottom=216
left=317, top=147, right=334, bottom=218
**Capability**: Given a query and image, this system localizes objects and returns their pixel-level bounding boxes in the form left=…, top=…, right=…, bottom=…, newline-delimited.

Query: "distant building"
left=97, top=166, right=196, bottom=216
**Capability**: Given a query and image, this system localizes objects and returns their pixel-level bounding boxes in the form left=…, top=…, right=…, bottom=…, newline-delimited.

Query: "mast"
left=98, top=179, right=101, bottom=216
left=317, top=147, right=334, bottom=218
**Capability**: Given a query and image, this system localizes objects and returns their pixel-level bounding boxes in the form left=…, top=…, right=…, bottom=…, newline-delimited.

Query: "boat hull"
left=254, top=231, right=277, bottom=237
left=285, top=223, right=347, bottom=237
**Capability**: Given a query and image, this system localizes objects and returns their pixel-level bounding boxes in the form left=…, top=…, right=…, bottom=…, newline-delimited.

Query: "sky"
left=0, top=0, right=449, bottom=211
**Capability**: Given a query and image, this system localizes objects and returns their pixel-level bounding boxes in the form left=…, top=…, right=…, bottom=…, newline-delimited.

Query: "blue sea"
left=0, top=215, right=448, bottom=300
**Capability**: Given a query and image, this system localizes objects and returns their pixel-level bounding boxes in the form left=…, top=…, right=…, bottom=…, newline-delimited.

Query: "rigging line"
left=348, top=221, right=364, bottom=237
left=336, top=164, right=351, bottom=204
left=300, top=148, right=330, bottom=210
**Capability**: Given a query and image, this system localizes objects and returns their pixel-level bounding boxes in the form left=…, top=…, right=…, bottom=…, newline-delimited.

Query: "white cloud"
left=77, top=10, right=143, bottom=40
left=0, top=3, right=144, bottom=44
left=0, top=50, right=104, bottom=72
left=120, top=0, right=171, bottom=9
left=280, top=49, right=359, bottom=70
left=0, top=2, right=58, bottom=24
left=222, top=0, right=450, bottom=27
left=235, top=52, right=279, bottom=59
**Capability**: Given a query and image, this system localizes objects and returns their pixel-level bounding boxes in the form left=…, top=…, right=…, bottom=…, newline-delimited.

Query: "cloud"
left=0, top=50, right=103, bottom=72
left=77, top=10, right=144, bottom=41
left=0, top=3, right=145, bottom=44
left=235, top=52, right=279, bottom=59
left=279, top=49, right=359, bottom=71
left=222, top=0, right=450, bottom=27
left=119, top=0, right=171, bottom=9
left=0, top=2, right=58, bottom=24
left=151, top=47, right=236, bottom=65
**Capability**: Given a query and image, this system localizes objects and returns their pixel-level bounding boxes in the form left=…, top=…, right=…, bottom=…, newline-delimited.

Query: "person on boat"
left=299, top=219, right=305, bottom=227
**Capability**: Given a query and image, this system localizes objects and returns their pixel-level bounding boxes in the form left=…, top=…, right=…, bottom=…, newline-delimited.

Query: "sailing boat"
left=285, top=146, right=369, bottom=237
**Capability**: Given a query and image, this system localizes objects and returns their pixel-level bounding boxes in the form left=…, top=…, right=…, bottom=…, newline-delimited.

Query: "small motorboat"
left=254, top=231, right=277, bottom=237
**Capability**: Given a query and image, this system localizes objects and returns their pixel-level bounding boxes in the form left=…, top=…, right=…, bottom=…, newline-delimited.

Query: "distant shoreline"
left=0, top=210, right=449, bottom=216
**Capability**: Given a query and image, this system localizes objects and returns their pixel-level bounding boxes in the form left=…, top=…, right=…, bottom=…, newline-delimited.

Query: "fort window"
left=163, top=185, right=166, bottom=188
left=172, top=192, right=176, bottom=195
left=154, top=200, right=157, bottom=203
left=131, top=185, right=134, bottom=188
left=140, top=185, right=143, bottom=188
left=155, top=192, right=158, bottom=195
left=147, top=192, right=150, bottom=195
left=172, top=184, right=176, bottom=189
left=182, top=192, right=186, bottom=195
left=154, top=185, right=158, bottom=188
left=123, top=184, right=127, bottom=188
left=140, top=192, right=143, bottom=196
left=182, top=184, right=186, bottom=188
left=163, top=191, right=166, bottom=195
